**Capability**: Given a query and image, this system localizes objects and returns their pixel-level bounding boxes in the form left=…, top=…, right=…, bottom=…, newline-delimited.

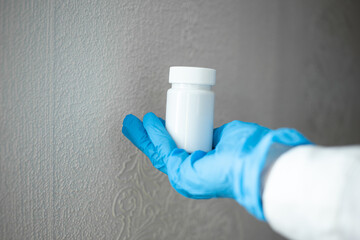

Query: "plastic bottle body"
left=166, top=83, right=214, bottom=153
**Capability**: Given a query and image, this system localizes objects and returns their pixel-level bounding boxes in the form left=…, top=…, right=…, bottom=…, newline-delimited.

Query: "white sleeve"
left=263, top=145, right=360, bottom=240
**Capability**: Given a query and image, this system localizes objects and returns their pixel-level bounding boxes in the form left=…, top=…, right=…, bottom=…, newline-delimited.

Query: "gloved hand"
left=122, top=112, right=311, bottom=220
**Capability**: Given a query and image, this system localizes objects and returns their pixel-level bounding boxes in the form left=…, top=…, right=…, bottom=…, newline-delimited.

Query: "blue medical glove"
left=122, top=112, right=311, bottom=220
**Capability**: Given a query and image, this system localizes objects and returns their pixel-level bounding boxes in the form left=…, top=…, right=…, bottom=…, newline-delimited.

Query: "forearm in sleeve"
left=262, top=145, right=360, bottom=240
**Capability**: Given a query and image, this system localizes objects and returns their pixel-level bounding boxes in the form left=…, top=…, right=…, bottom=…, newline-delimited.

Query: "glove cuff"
left=233, top=128, right=312, bottom=221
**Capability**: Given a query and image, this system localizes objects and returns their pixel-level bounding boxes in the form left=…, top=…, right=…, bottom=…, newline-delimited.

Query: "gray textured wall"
left=1, top=0, right=359, bottom=239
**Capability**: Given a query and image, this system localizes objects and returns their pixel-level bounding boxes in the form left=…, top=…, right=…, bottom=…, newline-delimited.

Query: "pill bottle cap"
left=169, top=66, right=216, bottom=86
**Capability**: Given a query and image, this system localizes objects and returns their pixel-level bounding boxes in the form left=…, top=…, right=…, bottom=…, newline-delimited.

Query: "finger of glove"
left=143, top=112, right=177, bottom=159
left=167, top=149, right=233, bottom=199
left=122, top=114, right=166, bottom=172
left=213, top=121, right=270, bottom=150
left=166, top=148, right=200, bottom=198
left=170, top=150, right=214, bottom=199
left=158, top=117, right=165, bottom=127
left=213, top=124, right=227, bottom=148
left=272, top=128, right=312, bottom=146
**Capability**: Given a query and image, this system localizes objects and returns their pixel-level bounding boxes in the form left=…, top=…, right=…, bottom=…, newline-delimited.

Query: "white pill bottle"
left=166, top=66, right=216, bottom=153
